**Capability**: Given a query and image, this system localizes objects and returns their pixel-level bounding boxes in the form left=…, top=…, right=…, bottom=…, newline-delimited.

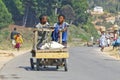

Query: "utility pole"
left=55, top=3, right=58, bottom=16
left=117, top=0, right=119, bottom=25
left=23, top=2, right=29, bottom=27
left=115, top=0, right=119, bottom=25
left=116, top=0, right=120, bottom=34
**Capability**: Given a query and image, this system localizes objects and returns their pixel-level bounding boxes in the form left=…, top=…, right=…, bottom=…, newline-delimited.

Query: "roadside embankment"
left=102, top=46, right=120, bottom=60
left=0, top=50, right=30, bottom=70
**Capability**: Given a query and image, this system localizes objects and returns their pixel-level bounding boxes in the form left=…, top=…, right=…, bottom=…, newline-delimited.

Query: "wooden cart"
left=30, top=28, right=69, bottom=71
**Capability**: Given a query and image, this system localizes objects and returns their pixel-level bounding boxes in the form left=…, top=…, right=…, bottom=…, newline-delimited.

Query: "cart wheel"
left=30, top=58, right=34, bottom=70
left=56, top=65, right=59, bottom=69
left=64, top=59, right=68, bottom=71
left=36, top=59, right=40, bottom=71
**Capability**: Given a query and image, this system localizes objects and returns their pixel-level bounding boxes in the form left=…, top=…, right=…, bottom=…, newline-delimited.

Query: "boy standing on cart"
left=35, top=14, right=49, bottom=49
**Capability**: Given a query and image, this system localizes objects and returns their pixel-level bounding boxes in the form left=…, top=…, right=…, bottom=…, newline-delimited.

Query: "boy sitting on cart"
left=52, top=14, right=69, bottom=47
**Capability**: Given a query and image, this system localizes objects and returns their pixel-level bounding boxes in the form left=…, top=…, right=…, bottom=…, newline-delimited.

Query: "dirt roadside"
left=0, top=46, right=120, bottom=70
left=0, top=50, right=30, bottom=70
left=102, top=46, right=120, bottom=60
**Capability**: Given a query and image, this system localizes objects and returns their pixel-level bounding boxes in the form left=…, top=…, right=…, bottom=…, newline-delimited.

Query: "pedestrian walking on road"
left=14, top=33, right=23, bottom=51
left=10, top=28, right=18, bottom=47
left=106, top=32, right=111, bottom=47
left=99, top=31, right=106, bottom=52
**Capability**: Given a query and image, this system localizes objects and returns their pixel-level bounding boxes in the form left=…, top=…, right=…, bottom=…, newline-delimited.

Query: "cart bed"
left=35, top=49, right=69, bottom=59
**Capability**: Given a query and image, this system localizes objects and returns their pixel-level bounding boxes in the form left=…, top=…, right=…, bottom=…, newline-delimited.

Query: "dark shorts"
left=15, top=43, right=20, bottom=48
left=62, top=41, right=67, bottom=47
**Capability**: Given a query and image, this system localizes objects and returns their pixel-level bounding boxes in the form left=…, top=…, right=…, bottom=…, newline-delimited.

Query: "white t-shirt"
left=100, top=34, right=107, bottom=46
left=36, top=22, right=49, bottom=28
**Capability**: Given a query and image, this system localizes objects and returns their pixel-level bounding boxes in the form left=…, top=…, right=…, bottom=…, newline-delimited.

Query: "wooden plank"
left=35, top=52, right=69, bottom=59
left=33, top=30, right=38, bottom=50
left=36, top=48, right=68, bottom=53
left=33, top=28, right=54, bottom=32
left=59, top=31, right=62, bottom=44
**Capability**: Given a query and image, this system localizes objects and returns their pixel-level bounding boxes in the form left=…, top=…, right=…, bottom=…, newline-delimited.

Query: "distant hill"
left=88, top=0, right=120, bottom=13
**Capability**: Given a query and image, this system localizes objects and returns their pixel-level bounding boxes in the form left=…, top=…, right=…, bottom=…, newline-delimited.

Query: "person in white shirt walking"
left=99, top=31, right=107, bottom=52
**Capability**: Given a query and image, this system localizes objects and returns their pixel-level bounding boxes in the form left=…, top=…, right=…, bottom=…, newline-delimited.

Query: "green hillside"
left=1, top=0, right=89, bottom=27
left=0, top=25, right=33, bottom=50
left=0, top=0, right=100, bottom=49
left=0, top=23, right=98, bottom=50
left=88, top=0, right=120, bottom=13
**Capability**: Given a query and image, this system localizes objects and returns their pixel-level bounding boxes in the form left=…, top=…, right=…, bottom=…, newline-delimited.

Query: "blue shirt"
left=52, top=22, right=69, bottom=42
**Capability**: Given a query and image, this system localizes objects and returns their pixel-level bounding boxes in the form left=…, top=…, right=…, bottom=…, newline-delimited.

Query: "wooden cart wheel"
left=56, top=65, right=59, bottom=69
left=30, top=58, right=34, bottom=70
left=64, top=59, right=68, bottom=71
left=36, top=59, right=40, bottom=71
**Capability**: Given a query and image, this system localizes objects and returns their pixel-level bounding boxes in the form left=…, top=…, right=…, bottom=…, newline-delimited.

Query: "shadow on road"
left=0, top=74, right=21, bottom=79
left=18, top=66, right=32, bottom=71
left=18, top=66, right=65, bottom=72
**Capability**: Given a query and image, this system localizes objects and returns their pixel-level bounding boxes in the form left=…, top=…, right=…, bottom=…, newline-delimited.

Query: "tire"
left=30, top=58, right=34, bottom=70
left=36, top=59, right=40, bottom=71
left=56, top=65, right=59, bottom=69
left=64, top=59, right=68, bottom=71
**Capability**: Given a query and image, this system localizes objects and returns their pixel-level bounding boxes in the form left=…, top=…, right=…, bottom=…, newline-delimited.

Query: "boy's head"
left=39, top=15, right=47, bottom=24
left=17, top=33, right=20, bottom=36
left=101, top=31, right=105, bottom=34
left=58, top=14, right=65, bottom=24
left=14, top=28, right=16, bottom=31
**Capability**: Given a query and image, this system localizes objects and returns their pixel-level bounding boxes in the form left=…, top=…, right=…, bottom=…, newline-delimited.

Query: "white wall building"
left=94, top=6, right=103, bottom=13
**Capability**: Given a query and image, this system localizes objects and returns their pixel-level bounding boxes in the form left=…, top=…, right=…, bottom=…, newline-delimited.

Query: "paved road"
left=1, top=47, right=120, bottom=80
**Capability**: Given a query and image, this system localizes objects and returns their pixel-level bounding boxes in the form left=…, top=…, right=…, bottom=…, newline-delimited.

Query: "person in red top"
left=113, top=30, right=118, bottom=41
left=14, top=33, right=23, bottom=51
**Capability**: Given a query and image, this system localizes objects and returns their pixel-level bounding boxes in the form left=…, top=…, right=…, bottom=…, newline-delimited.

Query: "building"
left=94, top=6, right=103, bottom=13
left=91, top=6, right=104, bottom=15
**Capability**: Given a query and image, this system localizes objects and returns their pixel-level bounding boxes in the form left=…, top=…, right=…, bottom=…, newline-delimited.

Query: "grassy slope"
left=68, top=25, right=92, bottom=46
left=0, top=25, right=33, bottom=50
left=0, top=24, right=94, bottom=50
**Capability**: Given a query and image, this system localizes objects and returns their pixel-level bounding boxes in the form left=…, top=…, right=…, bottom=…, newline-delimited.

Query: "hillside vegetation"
left=0, top=25, right=33, bottom=50
left=0, top=0, right=100, bottom=49
left=0, top=24, right=97, bottom=50
left=88, top=0, right=120, bottom=13
left=1, top=0, right=88, bottom=27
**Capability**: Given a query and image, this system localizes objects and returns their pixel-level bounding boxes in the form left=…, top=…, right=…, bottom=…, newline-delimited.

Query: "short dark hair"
left=39, top=14, right=47, bottom=21
left=58, top=14, right=65, bottom=19
left=14, top=28, right=16, bottom=30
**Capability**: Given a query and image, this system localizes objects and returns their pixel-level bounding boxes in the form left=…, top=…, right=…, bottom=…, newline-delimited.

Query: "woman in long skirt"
left=99, top=31, right=106, bottom=52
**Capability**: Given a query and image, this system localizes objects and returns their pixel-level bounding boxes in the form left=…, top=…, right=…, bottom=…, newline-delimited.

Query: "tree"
left=71, top=0, right=89, bottom=25
left=2, top=0, right=24, bottom=25
left=1, top=0, right=90, bottom=27
left=21, top=0, right=38, bottom=26
left=0, top=0, right=12, bottom=28
left=60, top=5, right=75, bottom=24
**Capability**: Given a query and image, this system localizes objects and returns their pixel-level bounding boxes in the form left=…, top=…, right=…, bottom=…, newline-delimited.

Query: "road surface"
left=0, top=47, right=120, bottom=80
